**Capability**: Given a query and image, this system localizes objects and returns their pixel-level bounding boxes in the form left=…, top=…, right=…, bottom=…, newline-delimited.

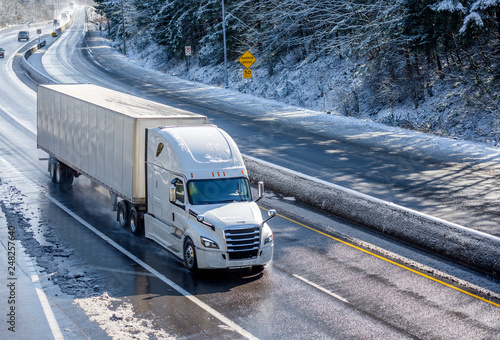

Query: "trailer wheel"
left=129, top=207, right=144, bottom=236
left=55, top=162, right=63, bottom=184
left=65, top=172, right=74, bottom=186
left=117, top=201, right=129, bottom=229
left=183, top=238, right=198, bottom=272
left=53, top=162, right=74, bottom=187
left=49, top=162, right=58, bottom=183
left=61, top=164, right=74, bottom=186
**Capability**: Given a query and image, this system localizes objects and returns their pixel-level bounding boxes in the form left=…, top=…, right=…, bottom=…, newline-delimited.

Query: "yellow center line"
left=262, top=207, right=500, bottom=309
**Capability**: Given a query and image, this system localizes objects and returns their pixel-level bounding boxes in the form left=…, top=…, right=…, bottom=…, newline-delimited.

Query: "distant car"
left=0, top=48, right=4, bottom=58
left=18, top=31, right=30, bottom=41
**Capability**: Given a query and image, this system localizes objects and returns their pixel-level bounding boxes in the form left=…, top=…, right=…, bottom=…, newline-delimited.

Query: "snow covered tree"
left=459, top=0, right=500, bottom=35
left=0, top=0, right=51, bottom=27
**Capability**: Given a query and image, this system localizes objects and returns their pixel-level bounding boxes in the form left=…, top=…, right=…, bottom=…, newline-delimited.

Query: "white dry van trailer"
left=37, top=84, right=275, bottom=271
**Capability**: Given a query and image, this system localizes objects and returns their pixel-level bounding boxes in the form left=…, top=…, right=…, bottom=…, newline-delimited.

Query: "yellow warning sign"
left=243, top=69, right=253, bottom=79
left=238, top=50, right=256, bottom=69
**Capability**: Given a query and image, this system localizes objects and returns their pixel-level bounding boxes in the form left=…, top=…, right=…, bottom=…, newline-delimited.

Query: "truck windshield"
left=188, top=178, right=252, bottom=205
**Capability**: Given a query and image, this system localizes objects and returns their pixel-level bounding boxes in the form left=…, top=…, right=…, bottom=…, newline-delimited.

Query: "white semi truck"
left=37, top=84, right=275, bottom=271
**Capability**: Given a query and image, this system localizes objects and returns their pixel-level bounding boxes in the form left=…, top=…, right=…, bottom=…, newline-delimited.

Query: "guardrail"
left=244, top=155, right=500, bottom=277
left=20, top=16, right=74, bottom=84
left=21, top=40, right=56, bottom=84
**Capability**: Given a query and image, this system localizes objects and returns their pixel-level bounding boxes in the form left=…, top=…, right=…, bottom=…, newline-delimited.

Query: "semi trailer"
left=37, top=84, right=275, bottom=271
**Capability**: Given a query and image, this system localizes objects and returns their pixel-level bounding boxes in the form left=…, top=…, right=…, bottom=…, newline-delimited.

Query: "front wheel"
left=251, top=265, right=265, bottom=274
left=183, top=238, right=198, bottom=272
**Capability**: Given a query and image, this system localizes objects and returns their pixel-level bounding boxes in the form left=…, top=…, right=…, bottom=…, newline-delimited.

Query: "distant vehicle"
left=0, top=48, right=4, bottom=58
left=18, top=31, right=29, bottom=41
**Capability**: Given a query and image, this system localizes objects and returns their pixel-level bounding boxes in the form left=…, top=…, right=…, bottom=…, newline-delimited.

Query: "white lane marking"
left=42, top=192, right=258, bottom=340
left=0, top=102, right=36, bottom=136
left=25, top=256, right=64, bottom=340
left=5, top=42, right=38, bottom=99
left=0, top=159, right=64, bottom=339
left=293, top=274, right=349, bottom=304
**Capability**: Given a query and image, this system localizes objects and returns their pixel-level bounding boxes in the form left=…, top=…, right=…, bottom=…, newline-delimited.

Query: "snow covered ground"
left=85, top=25, right=500, bottom=170
left=112, top=28, right=500, bottom=149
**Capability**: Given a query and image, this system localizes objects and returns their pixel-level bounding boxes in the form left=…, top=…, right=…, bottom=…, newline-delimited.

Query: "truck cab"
left=144, top=125, right=274, bottom=271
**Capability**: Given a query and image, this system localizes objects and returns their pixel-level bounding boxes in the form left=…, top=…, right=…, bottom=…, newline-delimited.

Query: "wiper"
left=218, top=199, right=243, bottom=203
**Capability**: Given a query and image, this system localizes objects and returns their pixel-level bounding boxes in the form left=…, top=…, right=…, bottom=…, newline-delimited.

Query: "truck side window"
left=175, top=179, right=185, bottom=203
left=156, top=142, right=164, bottom=157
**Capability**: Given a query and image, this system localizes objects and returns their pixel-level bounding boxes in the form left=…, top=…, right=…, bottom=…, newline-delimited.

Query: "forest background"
left=2, top=0, right=500, bottom=145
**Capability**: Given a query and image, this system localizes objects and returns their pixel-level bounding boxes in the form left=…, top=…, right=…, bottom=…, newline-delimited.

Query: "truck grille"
left=225, top=226, right=260, bottom=260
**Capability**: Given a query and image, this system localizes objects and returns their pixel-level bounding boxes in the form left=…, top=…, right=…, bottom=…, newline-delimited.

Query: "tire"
left=52, top=162, right=74, bottom=187
left=129, top=207, right=143, bottom=236
left=64, top=170, right=74, bottom=186
left=251, top=265, right=265, bottom=274
left=49, top=162, right=57, bottom=183
left=183, top=238, right=198, bottom=272
left=117, top=201, right=129, bottom=229
left=55, top=162, right=63, bottom=184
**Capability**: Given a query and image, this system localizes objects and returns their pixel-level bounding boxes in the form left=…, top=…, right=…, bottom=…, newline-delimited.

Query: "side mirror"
left=169, top=185, right=176, bottom=203
left=263, top=209, right=276, bottom=224
left=256, top=181, right=264, bottom=202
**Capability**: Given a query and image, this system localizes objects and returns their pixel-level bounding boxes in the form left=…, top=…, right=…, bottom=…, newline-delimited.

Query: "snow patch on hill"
left=109, top=31, right=500, bottom=148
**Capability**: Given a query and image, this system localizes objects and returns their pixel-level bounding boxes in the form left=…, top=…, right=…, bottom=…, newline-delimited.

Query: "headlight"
left=200, top=236, right=219, bottom=249
left=264, top=232, right=273, bottom=245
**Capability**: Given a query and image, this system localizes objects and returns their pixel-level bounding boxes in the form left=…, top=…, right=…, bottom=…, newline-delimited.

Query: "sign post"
left=239, top=50, right=256, bottom=79
left=37, top=29, right=42, bottom=43
left=185, top=46, right=192, bottom=70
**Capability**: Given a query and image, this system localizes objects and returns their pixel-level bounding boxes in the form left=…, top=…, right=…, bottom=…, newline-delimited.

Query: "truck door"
left=152, top=167, right=164, bottom=218
left=166, top=177, right=187, bottom=252
left=151, top=138, right=166, bottom=219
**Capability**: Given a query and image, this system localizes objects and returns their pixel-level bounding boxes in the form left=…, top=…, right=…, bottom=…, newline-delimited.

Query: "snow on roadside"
left=75, top=293, right=174, bottom=340
left=0, top=161, right=173, bottom=339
